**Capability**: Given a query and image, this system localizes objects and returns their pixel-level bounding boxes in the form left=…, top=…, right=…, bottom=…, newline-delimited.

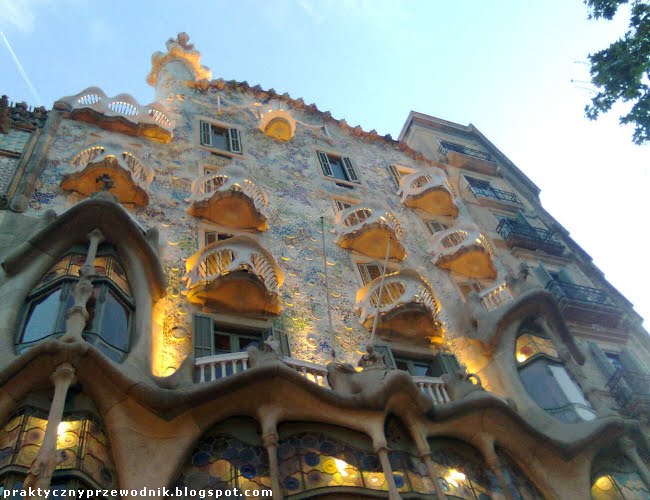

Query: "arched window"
left=0, top=406, right=118, bottom=495
left=495, top=448, right=543, bottom=499
left=174, top=417, right=271, bottom=496
left=17, top=246, right=133, bottom=362
left=591, top=454, right=649, bottom=499
left=516, top=327, right=595, bottom=423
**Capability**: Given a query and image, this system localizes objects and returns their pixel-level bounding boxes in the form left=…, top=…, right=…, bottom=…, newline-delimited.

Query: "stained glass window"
left=516, top=333, right=559, bottom=364
left=496, top=448, right=543, bottom=499
left=591, top=455, right=650, bottom=500
left=0, top=408, right=117, bottom=491
left=175, top=418, right=271, bottom=497
left=19, top=247, right=134, bottom=362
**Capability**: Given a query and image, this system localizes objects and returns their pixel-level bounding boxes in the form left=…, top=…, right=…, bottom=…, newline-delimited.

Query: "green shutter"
left=193, top=314, right=213, bottom=359
left=317, top=151, right=333, bottom=177
left=429, top=353, right=460, bottom=377
left=620, top=347, right=645, bottom=373
left=557, top=268, right=573, bottom=284
left=534, top=264, right=553, bottom=285
left=264, top=328, right=291, bottom=357
left=200, top=121, right=212, bottom=146
left=342, top=157, right=359, bottom=182
left=589, top=341, right=616, bottom=378
left=373, top=344, right=396, bottom=369
left=228, top=128, right=242, bottom=154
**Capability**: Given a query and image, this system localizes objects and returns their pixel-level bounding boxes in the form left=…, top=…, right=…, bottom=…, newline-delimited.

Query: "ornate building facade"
left=0, top=33, right=648, bottom=499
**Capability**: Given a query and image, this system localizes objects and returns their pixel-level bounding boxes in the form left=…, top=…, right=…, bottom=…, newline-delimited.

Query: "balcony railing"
left=478, top=282, right=513, bottom=311
left=356, top=270, right=441, bottom=330
left=69, top=144, right=154, bottom=188
left=546, top=279, right=622, bottom=327
left=546, top=280, right=613, bottom=307
left=194, top=352, right=450, bottom=404
left=607, top=368, right=650, bottom=417
left=431, top=225, right=497, bottom=279
left=496, top=219, right=564, bottom=256
left=397, top=167, right=458, bottom=217
left=56, top=87, right=174, bottom=141
left=334, top=201, right=405, bottom=260
left=438, top=141, right=494, bottom=162
left=468, top=184, right=522, bottom=205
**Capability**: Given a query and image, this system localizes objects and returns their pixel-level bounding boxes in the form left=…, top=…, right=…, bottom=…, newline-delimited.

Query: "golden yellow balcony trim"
left=334, top=201, right=405, bottom=260
left=187, top=165, right=268, bottom=230
left=184, top=235, right=283, bottom=315
left=355, top=269, right=443, bottom=345
left=398, top=167, right=458, bottom=217
left=258, top=105, right=296, bottom=141
left=431, top=225, right=496, bottom=279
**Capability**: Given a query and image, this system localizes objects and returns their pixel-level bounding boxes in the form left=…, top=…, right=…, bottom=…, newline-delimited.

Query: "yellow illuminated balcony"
left=398, top=167, right=458, bottom=217
left=355, top=269, right=443, bottom=345
left=187, top=165, right=268, bottom=230
left=184, top=236, right=283, bottom=315
left=55, top=87, right=174, bottom=142
left=258, top=104, right=296, bottom=141
left=61, top=144, right=154, bottom=206
left=431, top=225, right=496, bottom=279
left=334, top=202, right=405, bottom=260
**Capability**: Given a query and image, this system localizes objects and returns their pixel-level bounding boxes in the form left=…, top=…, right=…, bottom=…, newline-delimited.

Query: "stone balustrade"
left=430, top=224, right=496, bottom=279
left=70, top=144, right=154, bottom=188
left=478, top=282, right=514, bottom=311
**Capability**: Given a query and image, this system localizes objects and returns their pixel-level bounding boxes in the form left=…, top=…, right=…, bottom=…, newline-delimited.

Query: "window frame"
left=197, top=117, right=245, bottom=158
left=314, top=149, right=361, bottom=187
left=386, top=164, right=416, bottom=190
left=353, top=257, right=398, bottom=287
left=16, top=248, right=135, bottom=361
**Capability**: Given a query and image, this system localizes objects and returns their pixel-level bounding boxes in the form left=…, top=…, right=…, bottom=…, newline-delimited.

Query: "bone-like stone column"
left=262, top=432, right=282, bottom=499
left=24, top=363, right=77, bottom=496
left=374, top=441, right=401, bottom=500
left=61, top=229, right=103, bottom=342
left=404, top=421, right=446, bottom=498
left=619, top=436, right=650, bottom=492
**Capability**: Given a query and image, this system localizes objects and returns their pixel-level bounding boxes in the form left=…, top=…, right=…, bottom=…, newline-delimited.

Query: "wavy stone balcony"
left=55, top=87, right=174, bottom=142
left=258, top=105, right=296, bottom=141
left=187, top=166, right=268, bottom=230
left=184, top=236, right=283, bottom=315
left=334, top=202, right=405, bottom=260
left=61, top=145, right=154, bottom=206
left=431, top=226, right=496, bottom=279
left=356, top=270, right=443, bottom=345
left=397, top=167, right=458, bottom=217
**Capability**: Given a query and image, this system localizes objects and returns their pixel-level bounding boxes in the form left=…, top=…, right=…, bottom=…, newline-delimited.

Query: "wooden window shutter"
left=534, top=264, right=553, bottom=285
left=200, top=121, right=212, bottom=146
left=588, top=342, right=617, bottom=378
left=193, top=314, right=214, bottom=359
left=620, top=348, right=645, bottom=373
left=342, top=157, right=359, bottom=182
left=264, top=327, right=291, bottom=357
left=387, top=165, right=401, bottom=189
left=228, top=128, right=242, bottom=154
left=317, top=151, right=333, bottom=177
left=429, top=353, right=460, bottom=377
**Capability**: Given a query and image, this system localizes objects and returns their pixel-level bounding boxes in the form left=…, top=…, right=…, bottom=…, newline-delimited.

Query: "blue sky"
left=1, top=0, right=649, bottom=326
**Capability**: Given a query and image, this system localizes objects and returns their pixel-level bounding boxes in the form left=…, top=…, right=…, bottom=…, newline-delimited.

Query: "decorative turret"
left=147, top=33, right=211, bottom=100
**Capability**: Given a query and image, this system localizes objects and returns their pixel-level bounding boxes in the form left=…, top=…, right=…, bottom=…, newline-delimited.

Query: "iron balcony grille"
left=607, top=368, right=650, bottom=416
left=438, top=140, right=495, bottom=162
left=467, top=184, right=522, bottom=205
left=545, top=279, right=614, bottom=307
left=496, top=219, right=564, bottom=255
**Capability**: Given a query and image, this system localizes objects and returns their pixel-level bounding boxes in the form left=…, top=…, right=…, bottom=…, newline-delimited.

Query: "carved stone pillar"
left=474, top=434, right=513, bottom=500
left=262, top=432, right=282, bottom=499
left=24, top=363, right=77, bottom=496
left=61, top=229, right=104, bottom=342
left=375, top=444, right=401, bottom=500
left=403, top=420, right=446, bottom=498
left=619, top=436, right=650, bottom=491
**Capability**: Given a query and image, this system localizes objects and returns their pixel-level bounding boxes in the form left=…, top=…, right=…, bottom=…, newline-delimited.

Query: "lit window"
left=199, top=120, right=242, bottom=155
left=457, top=281, right=485, bottom=299
left=515, top=333, right=559, bottom=364
left=18, top=249, right=133, bottom=362
left=317, top=151, right=359, bottom=185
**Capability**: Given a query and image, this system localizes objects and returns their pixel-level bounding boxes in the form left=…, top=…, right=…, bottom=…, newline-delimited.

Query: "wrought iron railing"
left=467, top=184, right=522, bottom=205
left=438, top=140, right=494, bottom=162
left=607, top=368, right=650, bottom=416
left=497, top=219, right=564, bottom=253
left=545, top=280, right=614, bottom=307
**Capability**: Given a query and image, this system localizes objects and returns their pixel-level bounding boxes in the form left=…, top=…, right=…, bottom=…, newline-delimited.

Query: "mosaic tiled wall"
left=22, top=75, right=509, bottom=373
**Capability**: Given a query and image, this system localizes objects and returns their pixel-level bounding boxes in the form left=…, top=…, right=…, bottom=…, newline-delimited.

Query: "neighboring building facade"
left=0, top=33, right=648, bottom=499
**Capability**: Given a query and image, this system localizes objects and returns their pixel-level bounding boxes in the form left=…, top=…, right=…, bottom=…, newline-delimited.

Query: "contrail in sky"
left=0, top=31, right=42, bottom=106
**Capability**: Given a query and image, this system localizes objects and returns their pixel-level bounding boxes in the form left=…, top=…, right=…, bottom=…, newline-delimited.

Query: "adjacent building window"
left=516, top=329, right=596, bottom=423
left=18, top=249, right=133, bottom=362
left=317, top=151, right=359, bottom=184
left=199, top=120, right=242, bottom=155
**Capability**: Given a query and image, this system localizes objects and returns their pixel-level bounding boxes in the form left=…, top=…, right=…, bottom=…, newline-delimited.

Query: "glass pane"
left=38, top=255, right=74, bottom=287
left=328, top=156, right=347, bottom=181
left=238, top=336, right=261, bottom=352
left=21, top=289, right=63, bottom=343
left=210, top=126, right=229, bottom=151
left=411, top=363, right=430, bottom=377
left=98, top=290, right=130, bottom=351
left=214, top=334, right=232, bottom=354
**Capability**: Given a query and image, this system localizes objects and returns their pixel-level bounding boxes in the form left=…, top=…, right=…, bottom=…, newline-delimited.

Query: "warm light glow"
left=57, top=421, right=69, bottom=437
left=335, top=458, right=350, bottom=477
left=594, top=475, right=614, bottom=491
left=516, top=353, right=527, bottom=363
left=446, top=469, right=466, bottom=487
